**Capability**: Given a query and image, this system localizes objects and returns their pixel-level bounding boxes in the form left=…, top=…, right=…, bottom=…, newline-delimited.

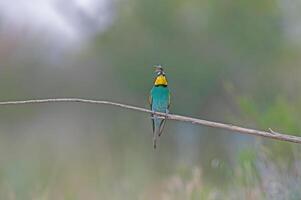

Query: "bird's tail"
left=153, top=125, right=159, bottom=149
left=153, top=117, right=165, bottom=149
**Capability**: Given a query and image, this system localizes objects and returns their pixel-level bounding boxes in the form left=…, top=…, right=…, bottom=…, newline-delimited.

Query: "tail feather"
left=152, top=116, right=166, bottom=149
left=153, top=124, right=162, bottom=149
left=153, top=131, right=157, bottom=149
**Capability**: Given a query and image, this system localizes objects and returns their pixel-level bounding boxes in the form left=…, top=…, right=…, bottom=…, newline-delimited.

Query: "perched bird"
left=149, top=65, right=170, bottom=149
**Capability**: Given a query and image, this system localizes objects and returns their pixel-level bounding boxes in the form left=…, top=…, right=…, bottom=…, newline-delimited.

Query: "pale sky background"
left=0, top=0, right=114, bottom=46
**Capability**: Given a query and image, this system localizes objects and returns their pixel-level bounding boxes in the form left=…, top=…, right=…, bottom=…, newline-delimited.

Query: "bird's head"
left=153, top=65, right=168, bottom=86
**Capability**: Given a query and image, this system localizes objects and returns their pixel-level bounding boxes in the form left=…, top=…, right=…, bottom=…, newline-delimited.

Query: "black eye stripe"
left=156, top=72, right=165, bottom=76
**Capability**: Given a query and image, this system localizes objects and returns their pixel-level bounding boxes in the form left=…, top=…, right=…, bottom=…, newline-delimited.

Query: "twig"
left=0, top=98, right=300, bottom=144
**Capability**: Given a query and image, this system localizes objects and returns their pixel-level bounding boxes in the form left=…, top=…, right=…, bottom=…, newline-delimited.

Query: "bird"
left=149, top=65, right=170, bottom=149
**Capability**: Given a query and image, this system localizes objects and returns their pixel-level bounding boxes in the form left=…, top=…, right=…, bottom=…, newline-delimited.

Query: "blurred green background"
left=1, top=0, right=301, bottom=199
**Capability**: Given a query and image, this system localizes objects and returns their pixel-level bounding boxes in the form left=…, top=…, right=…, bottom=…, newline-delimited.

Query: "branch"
left=0, top=98, right=300, bottom=144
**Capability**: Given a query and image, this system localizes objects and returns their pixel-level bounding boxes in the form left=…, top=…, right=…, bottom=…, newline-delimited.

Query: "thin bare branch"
left=0, top=98, right=300, bottom=144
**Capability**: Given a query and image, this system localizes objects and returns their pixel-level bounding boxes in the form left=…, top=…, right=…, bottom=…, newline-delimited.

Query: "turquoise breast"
left=151, top=86, right=170, bottom=112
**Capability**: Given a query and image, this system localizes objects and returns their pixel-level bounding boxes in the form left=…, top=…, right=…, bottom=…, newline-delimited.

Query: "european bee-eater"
left=149, top=65, right=170, bottom=149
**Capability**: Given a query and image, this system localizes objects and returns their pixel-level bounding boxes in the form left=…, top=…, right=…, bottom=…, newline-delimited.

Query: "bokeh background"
left=1, top=0, right=301, bottom=199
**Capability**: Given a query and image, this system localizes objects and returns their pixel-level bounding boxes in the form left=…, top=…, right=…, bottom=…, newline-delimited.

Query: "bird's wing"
left=168, top=92, right=171, bottom=109
left=149, top=93, right=155, bottom=133
left=159, top=91, right=170, bottom=137
left=158, top=119, right=166, bottom=137
left=149, top=93, right=152, bottom=108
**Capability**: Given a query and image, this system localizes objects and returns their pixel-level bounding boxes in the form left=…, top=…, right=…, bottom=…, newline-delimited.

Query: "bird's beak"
left=154, top=65, right=163, bottom=73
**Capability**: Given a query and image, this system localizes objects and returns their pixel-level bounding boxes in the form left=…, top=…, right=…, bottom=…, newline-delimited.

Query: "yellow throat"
left=154, top=75, right=168, bottom=86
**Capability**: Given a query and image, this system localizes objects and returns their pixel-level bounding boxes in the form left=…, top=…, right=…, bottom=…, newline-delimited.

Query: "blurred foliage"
left=0, top=0, right=301, bottom=199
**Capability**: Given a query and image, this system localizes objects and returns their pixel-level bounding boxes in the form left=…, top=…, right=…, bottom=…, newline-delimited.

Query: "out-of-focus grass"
left=0, top=131, right=300, bottom=200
